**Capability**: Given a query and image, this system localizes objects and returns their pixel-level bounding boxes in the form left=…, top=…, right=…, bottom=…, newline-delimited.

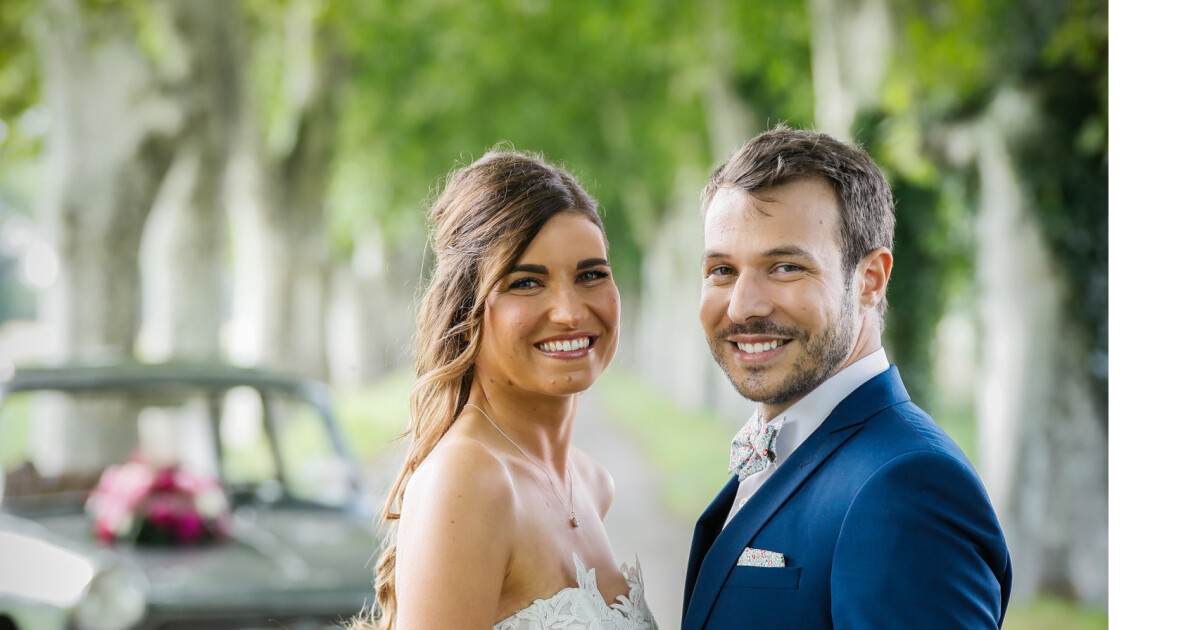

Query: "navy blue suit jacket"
left=682, top=367, right=1012, bottom=629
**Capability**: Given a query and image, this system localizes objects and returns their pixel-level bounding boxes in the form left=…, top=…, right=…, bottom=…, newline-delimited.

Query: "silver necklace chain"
left=464, top=403, right=580, bottom=528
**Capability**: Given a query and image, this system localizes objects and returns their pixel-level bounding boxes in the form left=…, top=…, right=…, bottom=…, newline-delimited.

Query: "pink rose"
left=175, top=511, right=205, bottom=544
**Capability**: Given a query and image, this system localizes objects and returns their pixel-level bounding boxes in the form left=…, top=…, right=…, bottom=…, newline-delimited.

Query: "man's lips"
left=728, top=337, right=791, bottom=363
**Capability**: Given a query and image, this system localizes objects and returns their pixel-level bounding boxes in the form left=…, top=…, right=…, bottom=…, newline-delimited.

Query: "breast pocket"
left=725, top=565, right=802, bottom=589
left=708, top=566, right=806, bottom=627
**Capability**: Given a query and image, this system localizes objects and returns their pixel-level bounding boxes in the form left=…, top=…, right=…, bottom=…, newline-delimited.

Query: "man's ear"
left=856, top=247, right=892, bottom=311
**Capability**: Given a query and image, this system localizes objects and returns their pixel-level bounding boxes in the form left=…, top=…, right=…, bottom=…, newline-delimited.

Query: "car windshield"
left=0, top=384, right=356, bottom=514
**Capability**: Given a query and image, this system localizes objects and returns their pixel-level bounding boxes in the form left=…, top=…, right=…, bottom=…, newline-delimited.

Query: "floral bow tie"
left=729, top=412, right=780, bottom=481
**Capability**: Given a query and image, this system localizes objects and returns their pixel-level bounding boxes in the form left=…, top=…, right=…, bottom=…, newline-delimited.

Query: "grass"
left=1005, top=597, right=1108, bottom=630
left=334, top=370, right=415, bottom=466
left=931, top=395, right=979, bottom=464
left=593, top=366, right=733, bottom=518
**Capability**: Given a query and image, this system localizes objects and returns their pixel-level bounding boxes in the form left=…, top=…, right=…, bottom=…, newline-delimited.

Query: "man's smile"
left=728, top=335, right=793, bottom=364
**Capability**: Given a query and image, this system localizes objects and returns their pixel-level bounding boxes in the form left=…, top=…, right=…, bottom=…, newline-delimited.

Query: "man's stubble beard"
left=709, top=289, right=857, bottom=407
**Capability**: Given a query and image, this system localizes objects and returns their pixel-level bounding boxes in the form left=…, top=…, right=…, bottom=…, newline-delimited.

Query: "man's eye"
left=708, top=265, right=735, bottom=278
left=578, top=269, right=611, bottom=283
left=775, top=263, right=802, bottom=273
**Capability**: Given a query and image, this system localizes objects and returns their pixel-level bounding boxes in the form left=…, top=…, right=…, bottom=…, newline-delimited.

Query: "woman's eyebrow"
left=509, top=263, right=549, bottom=274
left=576, top=258, right=609, bottom=269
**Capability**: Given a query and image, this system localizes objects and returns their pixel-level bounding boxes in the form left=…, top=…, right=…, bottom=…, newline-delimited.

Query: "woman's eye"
left=578, top=269, right=610, bottom=283
left=507, top=277, right=540, bottom=290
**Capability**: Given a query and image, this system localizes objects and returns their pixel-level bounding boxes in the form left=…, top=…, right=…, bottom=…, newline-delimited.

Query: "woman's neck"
left=466, top=379, right=576, bottom=473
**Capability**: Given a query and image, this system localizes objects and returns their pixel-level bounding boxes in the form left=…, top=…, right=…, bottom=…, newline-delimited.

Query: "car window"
left=268, top=395, right=353, bottom=508
left=218, top=386, right=281, bottom=501
left=1, top=383, right=354, bottom=513
left=0, top=390, right=220, bottom=511
left=0, top=390, right=31, bottom=476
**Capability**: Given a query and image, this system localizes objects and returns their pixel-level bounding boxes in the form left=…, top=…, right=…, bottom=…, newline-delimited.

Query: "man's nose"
left=727, top=274, right=773, bottom=323
left=548, top=286, right=587, bottom=327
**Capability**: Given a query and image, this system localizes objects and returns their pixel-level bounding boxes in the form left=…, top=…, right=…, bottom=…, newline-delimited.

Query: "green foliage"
left=0, top=0, right=38, bottom=121
left=325, top=0, right=719, bottom=284
left=878, top=0, right=1108, bottom=409
left=721, top=0, right=815, bottom=129
left=0, top=0, right=1108, bottom=410
left=0, top=0, right=39, bottom=162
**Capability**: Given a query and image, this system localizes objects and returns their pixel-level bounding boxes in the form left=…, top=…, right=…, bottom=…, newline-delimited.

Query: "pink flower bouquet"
left=86, top=454, right=231, bottom=546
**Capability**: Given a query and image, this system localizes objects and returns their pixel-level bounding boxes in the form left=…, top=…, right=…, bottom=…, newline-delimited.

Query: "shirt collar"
left=767, top=347, right=890, bottom=464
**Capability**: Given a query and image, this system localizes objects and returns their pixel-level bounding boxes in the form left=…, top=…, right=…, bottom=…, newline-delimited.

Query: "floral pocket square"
left=737, top=547, right=786, bottom=567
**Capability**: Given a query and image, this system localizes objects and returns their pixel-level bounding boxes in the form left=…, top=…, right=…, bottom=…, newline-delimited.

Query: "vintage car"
left=0, top=363, right=379, bottom=630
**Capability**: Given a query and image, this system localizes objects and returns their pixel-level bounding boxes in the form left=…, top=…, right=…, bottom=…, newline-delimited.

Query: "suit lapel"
left=682, top=367, right=910, bottom=630
left=683, top=476, right=739, bottom=619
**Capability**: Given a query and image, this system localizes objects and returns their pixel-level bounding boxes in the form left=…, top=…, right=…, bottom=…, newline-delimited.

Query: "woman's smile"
left=534, top=332, right=599, bottom=358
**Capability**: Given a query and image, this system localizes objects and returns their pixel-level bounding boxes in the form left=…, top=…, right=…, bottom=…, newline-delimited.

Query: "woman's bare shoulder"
left=392, top=436, right=517, bottom=628
left=407, top=434, right=517, bottom=514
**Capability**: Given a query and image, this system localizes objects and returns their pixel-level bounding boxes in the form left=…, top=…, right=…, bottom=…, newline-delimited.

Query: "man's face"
left=699, top=177, right=860, bottom=409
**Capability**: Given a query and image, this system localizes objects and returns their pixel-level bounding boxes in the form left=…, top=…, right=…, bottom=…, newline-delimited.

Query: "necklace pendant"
left=569, top=512, right=580, bottom=528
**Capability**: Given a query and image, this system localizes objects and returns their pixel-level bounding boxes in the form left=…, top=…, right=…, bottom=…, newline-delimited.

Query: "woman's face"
left=476, top=212, right=620, bottom=398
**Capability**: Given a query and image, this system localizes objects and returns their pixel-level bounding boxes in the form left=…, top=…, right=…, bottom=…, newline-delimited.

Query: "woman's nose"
left=548, top=286, right=587, bottom=327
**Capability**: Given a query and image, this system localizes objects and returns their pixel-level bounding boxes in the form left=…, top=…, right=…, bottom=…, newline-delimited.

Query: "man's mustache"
left=716, top=320, right=802, bottom=340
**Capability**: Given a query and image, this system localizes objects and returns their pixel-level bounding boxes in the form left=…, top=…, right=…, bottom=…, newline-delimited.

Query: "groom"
left=682, top=126, right=1012, bottom=629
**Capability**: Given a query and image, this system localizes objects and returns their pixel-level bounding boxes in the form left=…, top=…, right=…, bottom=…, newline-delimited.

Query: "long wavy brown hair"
left=349, top=149, right=602, bottom=629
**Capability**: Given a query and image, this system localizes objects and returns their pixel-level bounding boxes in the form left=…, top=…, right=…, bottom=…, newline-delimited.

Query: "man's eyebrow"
left=509, top=263, right=549, bottom=274
left=577, top=258, right=609, bottom=269
left=702, top=247, right=814, bottom=262
left=764, top=245, right=815, bottom=259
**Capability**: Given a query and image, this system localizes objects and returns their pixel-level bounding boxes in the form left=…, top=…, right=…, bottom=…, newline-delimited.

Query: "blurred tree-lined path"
left=0, top=0, right=1106, bottom=610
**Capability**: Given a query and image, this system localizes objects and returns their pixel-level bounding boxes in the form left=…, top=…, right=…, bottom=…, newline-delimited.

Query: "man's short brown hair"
left=702, top=125, right=896, bottom=287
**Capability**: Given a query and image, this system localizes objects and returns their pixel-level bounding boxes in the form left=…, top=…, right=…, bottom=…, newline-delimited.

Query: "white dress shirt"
left=723, top=348, right=890, bottom=528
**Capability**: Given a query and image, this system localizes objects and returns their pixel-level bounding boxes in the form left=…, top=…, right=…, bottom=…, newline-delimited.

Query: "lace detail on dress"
left=494, top=553, right=658, bottom=630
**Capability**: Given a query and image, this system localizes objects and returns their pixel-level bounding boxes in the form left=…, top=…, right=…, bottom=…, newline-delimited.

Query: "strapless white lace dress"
left=494, top=554, right=658, bottom=630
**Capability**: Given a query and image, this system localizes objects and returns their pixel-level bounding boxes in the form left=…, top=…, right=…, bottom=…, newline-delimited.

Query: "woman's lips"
left=535, top=334, right=596, bottom=359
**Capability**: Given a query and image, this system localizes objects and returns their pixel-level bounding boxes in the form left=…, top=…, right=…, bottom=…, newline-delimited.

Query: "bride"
left=351, top=150, right=658, bottom=629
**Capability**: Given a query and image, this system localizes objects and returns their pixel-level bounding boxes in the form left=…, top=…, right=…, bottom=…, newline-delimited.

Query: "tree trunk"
left=259, top=86, right=337, bottom=380
left=163, top=0, right=241, bottom=361
left=969, top=92, right=1107, bottom=605
left=252, top=0, right=343, bottom=380
left=35, top=0, right=182, bottom=474
left=327, top=235, right=421, bottom=386
left=140, top=1, right=243, bottom=363
left=807, top=0, right=891, bottom=139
